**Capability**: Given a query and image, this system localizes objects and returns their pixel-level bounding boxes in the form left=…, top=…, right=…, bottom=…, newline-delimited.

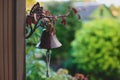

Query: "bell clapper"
left=46, top=49, right=51, bottom=77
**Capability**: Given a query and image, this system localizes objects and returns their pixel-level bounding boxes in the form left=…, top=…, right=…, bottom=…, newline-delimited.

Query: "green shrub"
left=71, top=18, right=120, bottom=80
left=46, top=68, right=74, bottom=80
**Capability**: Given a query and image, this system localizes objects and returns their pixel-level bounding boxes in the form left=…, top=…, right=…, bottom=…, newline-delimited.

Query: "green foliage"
left=44, top=2, right=82, bottom=60
left=26, top=60, right=46, bottom=80
left=71, top=18, right=120, bottom=80
left=46, top=74, right=73, bottom=80
left=46, top=68, right=74, bottom=80
left=26, top=46, right=55, bottom=80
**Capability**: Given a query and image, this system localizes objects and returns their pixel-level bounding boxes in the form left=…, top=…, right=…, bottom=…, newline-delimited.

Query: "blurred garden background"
left=26, top=0, right=120, bottom=80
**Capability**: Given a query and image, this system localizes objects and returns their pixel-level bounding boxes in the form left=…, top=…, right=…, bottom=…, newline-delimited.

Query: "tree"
left=70, top=18, right=120, bottom=80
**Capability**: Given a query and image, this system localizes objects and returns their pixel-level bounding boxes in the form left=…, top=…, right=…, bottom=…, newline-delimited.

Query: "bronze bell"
left=36, top=29, right=62, bottom=49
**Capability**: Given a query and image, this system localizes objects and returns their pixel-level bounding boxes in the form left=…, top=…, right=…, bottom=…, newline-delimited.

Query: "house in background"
left=73, top=2, right=114, bottom=21
left=110, top=4, right=120, bottom=19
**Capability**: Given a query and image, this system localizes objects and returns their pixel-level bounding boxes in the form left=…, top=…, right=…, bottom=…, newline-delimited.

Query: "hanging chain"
left=46, top=49, right=51, bottom=77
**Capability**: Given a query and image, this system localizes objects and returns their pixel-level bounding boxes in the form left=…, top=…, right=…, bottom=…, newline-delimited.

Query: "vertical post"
left=0, top=0, right=26, bottom=80
left=0, top=0, right=16, bottom=80
left=16, top=0, right=26, bottom=80
left=0, top=0, right=4, bottom=80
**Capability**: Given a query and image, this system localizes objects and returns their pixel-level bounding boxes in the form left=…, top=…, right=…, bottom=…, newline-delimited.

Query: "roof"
left=73, top=2, right=113, bottom=20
